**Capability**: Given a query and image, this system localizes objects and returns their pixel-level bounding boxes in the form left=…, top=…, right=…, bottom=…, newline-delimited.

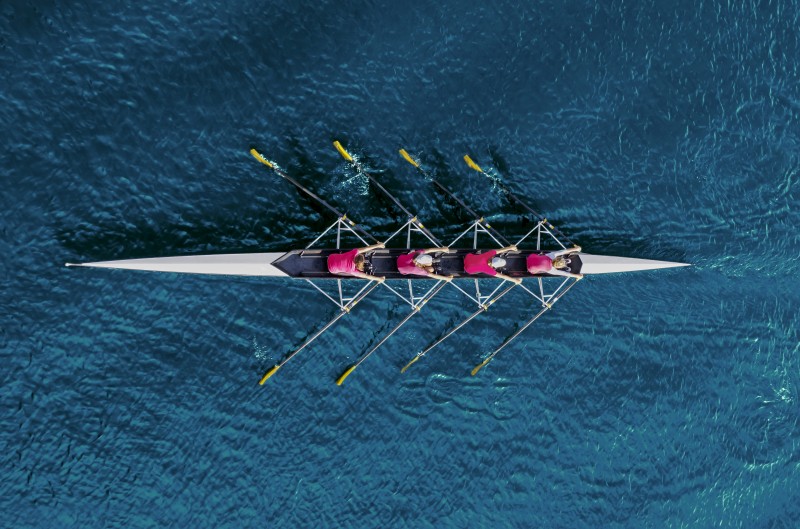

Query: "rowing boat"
left=65, top=249, right=687, bottom=277
left=66, top=142, right=689, bottom=385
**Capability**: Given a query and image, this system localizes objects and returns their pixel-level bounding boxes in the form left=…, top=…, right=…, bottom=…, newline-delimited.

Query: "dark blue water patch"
left=3, top=0, right=800, bottom=527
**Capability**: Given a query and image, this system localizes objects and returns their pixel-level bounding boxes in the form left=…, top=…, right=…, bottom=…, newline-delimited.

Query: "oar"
left=259, top=279, right=382, bottom=383
left=336, top=280, right=448, bottom=385
left=470, top=276, right=581, bottom=376
left=462, top=154, right=575, bottom=247
left=399, top=149, right=510, bottom=246
left=400, top=281, right=517, bottom=373
left=395, top=148, right=525, bottom=373
left=333, top=141, right=442, bottom=246
left=251, top=148, right=378, bottom=244
left=251, top=147, right=384, bottom=383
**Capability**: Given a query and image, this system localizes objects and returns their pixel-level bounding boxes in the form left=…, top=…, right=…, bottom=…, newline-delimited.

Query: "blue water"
left=2, top=0, right=799, bottom=527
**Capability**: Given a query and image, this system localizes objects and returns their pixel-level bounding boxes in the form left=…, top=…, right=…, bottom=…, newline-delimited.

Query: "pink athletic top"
left=464, top=250, right=497, bottom=276
left=397, top=250, right=430, bottom=276
left=327, top=248, right=360, bottom=276
left=526, top=253, right=553, bottom=274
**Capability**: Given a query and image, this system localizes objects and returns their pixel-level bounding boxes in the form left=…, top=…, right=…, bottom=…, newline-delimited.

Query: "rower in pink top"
left=526, top=246, right=583, bottom=278
left=397, top=247, right=453, bottom=281
left=327, top=243, right=386, bottom=281
left=463, top=245, right=521, bottom=284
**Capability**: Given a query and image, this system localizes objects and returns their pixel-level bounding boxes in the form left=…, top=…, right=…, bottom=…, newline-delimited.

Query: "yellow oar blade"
left=399, top=149, right=420, bottom=168
left=333, top=141, right=354, bottom=162
left=400, top=355, right=421, bottom=374
left=471, top=357, right=491, bottom=376
left=250, top=148, right=274, bottom=168
left=259, top=364, right=280, bottom=384
left=463, top=155, right=483, bottom=173
left=336, top=364, right=357, bottom=385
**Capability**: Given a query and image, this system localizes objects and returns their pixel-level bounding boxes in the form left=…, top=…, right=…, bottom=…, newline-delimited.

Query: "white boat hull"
left=66, top=253, right=289, bottom=277
left=67, top=251, right=688, bottom=277
left=578, top=253, right=690, bottom=274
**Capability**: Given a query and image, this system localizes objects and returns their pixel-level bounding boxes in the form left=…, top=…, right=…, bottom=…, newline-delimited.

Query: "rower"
left=327, top=243, right=386, bottom=282
left=463, top=245, right=522, bottom=284
left=526, top=246, right=583, bottom=278
left=397, top=247, right=453, bottom=281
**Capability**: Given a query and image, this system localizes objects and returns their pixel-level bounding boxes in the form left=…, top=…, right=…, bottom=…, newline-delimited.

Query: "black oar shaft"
left=432, top=183, right=511, bottom=246
left=490, top=306, right=549, bottom=358
left=473, top=277, right=581, bottom=376
left=259, top=280, right=382, bottom=384
left=333, top=142, right=442, bottom=246
left=336, top=279, right=448, bottom=385
left=366, top=173, right=415, bottom=219
left=494, top=180, right=575, bottom=246
left=420, top=282, right=517, bottom=357
left=359, top=280, right=447, bottom=365
left=368, top=175, right=441, bottom=245
left=258, top=311, right=346, bottom=384
left=493, top=180, right=574, bottom=246
left=284, top=311, right=348, bottom=362
left=463, top=154, right=574, bottom=246
left=400, top=149, right=511, bottom=247
left=295, top=280, right=381, bottom=357
left=429, top=180, right=481, bottom=220
left=251, top=149, right=378, bottom=243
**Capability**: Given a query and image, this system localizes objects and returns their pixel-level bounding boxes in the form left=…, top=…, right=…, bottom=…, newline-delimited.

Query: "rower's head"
left=490, top=256, right=507, bottom=269
left=552, top=256, right=571, bottom=269
left=354, top=253, right=366, bottom=271
left=414, top=254, right=433, bottom=267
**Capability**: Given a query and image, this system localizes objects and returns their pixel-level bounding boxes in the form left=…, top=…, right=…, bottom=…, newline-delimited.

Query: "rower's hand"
left=572, top=246, right=582, bottom=253
left=441, top=247, right=451, bottom=253
left=378, top=243, right=386, bottom=249
left=376, top=276, right=386, bottom=283
left=513, top=278, right=523, bottom=285
left=445, top=275, right=454, bottom=282
left=510, top=245, right=519, bottom=252
left=575, top=274, right=584, bottom=280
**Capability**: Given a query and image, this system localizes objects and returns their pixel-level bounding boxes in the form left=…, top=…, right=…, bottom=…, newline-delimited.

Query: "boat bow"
left=578, top=253, right=690, bottom=274
left=65, top=253, right=288, bottom=277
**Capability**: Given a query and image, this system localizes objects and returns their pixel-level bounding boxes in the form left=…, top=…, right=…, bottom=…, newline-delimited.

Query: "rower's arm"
left=548, top=246, right=582, bottom=259
left=495, top=272, right=523, bottom=285
left=497, top=245, right=518, bottom=254
left=548, top=268, right=583, bottom=279
left=357, top=243, right=385, bottom=254
left=353, top=271, right=385, bottom=282
left=422, top=247, right=450, bottom=254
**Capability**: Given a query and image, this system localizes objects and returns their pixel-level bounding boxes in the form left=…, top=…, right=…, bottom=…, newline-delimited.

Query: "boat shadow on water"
left=55, top=213, right=301, bottom=262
